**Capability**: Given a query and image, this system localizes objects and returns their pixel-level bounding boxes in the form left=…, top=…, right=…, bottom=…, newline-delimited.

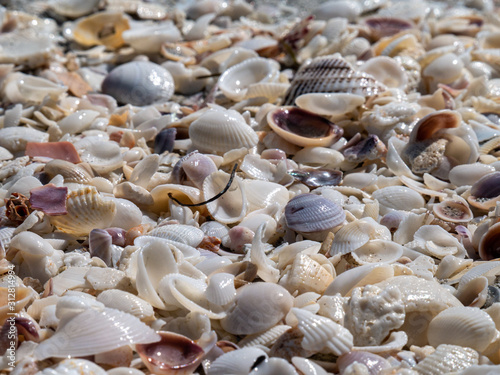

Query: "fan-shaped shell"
left=218, top=57, right=280, bottom=101
left=149, top=224, right=204, bottom=248
left=189, top=108, right=258, bottom=154
left=372, top=186, right=425, bottom=215
left=283, top=55, right=386, bottom=106
left=267, top=107, right=343, bottom=147
left=206, top=272, right=236, bottom=306
left=50, top=186, right=116, bottom=236
left=285, top=193, right=345, bottom=234
left=96, top=290, right=154, bottom=322
left=413, top=344, right=479, bottom=375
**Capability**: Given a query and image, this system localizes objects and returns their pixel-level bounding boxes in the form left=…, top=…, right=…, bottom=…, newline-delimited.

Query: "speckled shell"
left=283, top=55, right=386, bottom=106
left=101, top=61, right=174, bottom=106
left=285, top=193, right=345, bottom=233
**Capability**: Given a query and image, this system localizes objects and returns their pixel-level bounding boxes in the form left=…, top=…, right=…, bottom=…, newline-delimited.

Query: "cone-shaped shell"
left=267, top=107, right=343, bottom=147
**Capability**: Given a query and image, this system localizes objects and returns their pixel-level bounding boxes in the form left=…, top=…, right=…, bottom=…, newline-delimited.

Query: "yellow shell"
left=73, top=11, right=130, bottom=49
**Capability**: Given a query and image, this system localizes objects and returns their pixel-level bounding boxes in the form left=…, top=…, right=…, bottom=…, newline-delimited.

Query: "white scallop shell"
left=218, top=57, right=280, bottom=101
left=206, top=272, right=236, bottom=306
left=405, top=225, right=466, bottom=259
left=50, top=186, right=116, bottom=236
left=96, top=290, right=155, bottom=322
left=34, top=307, right=160, bottom=360
left=189, top=108, right=259, bottom=154
left=358, top=56, right=408, bottom=90
left=79, top=140, right=124, bottom=174
left=427, top=306, right=497, bottom=352
left=351, top=240, right=404, bottom=265
left=292, top=307, right=353, bottom=356
left=203, top=170, right=247, bottom=224
left=413, top=344, right=479, bottom=375
left=329, top=217, right=391, bottom=256
left=372, top=186, right=425, bottom=215
left=149, top=224, right=205, bottom=248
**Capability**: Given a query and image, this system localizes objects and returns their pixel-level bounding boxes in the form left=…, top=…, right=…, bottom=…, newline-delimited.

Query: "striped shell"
left=189, top=108, right=259, bottom=154
left=50, top=186, right=116, bottom=236
left=285, top=193, right=345, bottom=233
left=413, top=344, right=479, bottom=375
left=283, top=55, right=386, bottom=106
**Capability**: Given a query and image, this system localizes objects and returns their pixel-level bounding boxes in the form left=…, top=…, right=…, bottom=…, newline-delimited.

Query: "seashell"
left=221, top=282, right=293, bottom=335
left=58, top=110, right=100, bottom=135
left=101, top=61, right=174, bottom=106
left=358, top=56, right=408, bottom=90
left=0, top=127, right=49, bottom=153
left=325, top=263, right=394, bottom=297
left=150, top=184, right=202, bottom=214
left=8, top=176, right=42, bottom=197
left=454, top=276, right=489, bottom=308
left=291, top=357, right=329, bottom=375
left=72, top=11, right=130, bottom=49
left=292, top=307, right=353, bottom=356
left=44, top=159, right=94, bottom=184
left=311, top=1, right=361, bottom=22
left=267, top=107, right=343, bottom=148
left=114, top=182, right=154, bottom=207
left=136, top=331, right=205, bottom=375
left=375, top=276, right=462, bottom=346
left=150, top=224, right=204, bottom=248
left=0, top=283, right=36, bottom=325
left=413, top=344, right=479, bottom=375
left=285, top=193, right=345, bottom=234
left=329, top=217, right=391, bottom=256
left=364, top=17, right=414, bottom=42
left=200, top=47, right=258, bottom=74
left=292, top=147, right=344, bottom=168
left=203, top=170, right=247, bottom=224
left=289, top=168, right=343, bottom=188
left=107, top=197, right=142, bottom=231
left=337, top=351, right=391, bottom=375
left=0, top=33, right=56, bottom=69
left=279, top=253, right=334, bottom=294
left=238, top=325, right=291, bottom=348
left=34, top=307, right=160, bottom=360
left=343, top=134, right=387, bottom=163
left=351, top=240, right=404, bottom=265
left=189, top=108, right=258, bottom=154
left=435, top=255, right=473, bottom=280
left=283, top=55, right=386, bottom=106
left=345, top=284, right=405, bottom=346
left=218, top=57, right=280, bottom=101
left=29, top=184, right=68, bottom=216
left=48, top=0, right=100, bottom=17
left=122, top=21, right=181, bottom=54
left=79, top=140, right=123, bottom=174
left=372, top=186, right=425, bottom=215
left=173, top=152, right=218, bottom=189
left=406, top=224, right=466, bottom=259
left=85, top=267, right=128, bottom=291
left=206, top=272, right=236, bottom=306
left=207, top=347, right=268, bottom=375
left=478, top=222, right=500, bottom=261
left=244, top=82, right=290, bottom=102
left=295, top=93, right=365, bottom=118
left=468, top=172, right=500, bottom=211
left=50, top=186, right=116, bottom=236
left=97, top=290, right=154, bottom=322
left=39, top=359, right=107, bottom=375
left=252, top=357, right=299, bottom=374
left=89, top=228, right=113, bottom=266
left=25, top=141, right=81, bottom=163
left=433, top=198, right=473, bottom=223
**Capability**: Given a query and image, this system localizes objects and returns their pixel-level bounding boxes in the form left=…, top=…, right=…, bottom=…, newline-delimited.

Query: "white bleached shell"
left=37, top=359, right=107, bottom=375
left=0, top=127, right=49, bottom=153
left=79, top=140, right=123, bottom=174
left=359, top=56, right=408, bottom=90
left=371, top=186, right=425, bottom=215
left=49, top=0, right=99, bottom=17
left=448, top=163, right=496, bottom=187
left=295, top=93, right=365, bottom=118
left=221, top=282, right=293, bottom=335
left=122, top=21, right=181, bottom=53
left=292, top=307, right=353, bottom=356
left=413, top=344, right=479, bottom=375
left=325, top=263, right=394, bottom=297
left=203, top=170, right=247, bottom=224
left=344, top=285, right=405, bottom=346
left=283, top=55, right=386, bottom=106
left=200, top=47, right=258, bottom=74
left=34, top=307, right=161, bottom=360
left=50, top=186, right=116, bottom=236
left=96, top=290, right=154, bottom=322
left=0, top=34, right=56, bottom=69
left=329, top=217, right=391, bottom=256
left=291, top=357, right=329, bottom=375
left=351, top=240, right=404, bottom=265
left=158, top=274, right=226, bottom=319
left=3, top=72, right=67, bottom=104
left=293, top=146, right=344, bottom=168
left=218, top=57, right=280, bottom=101
left=101, top=61, right=174, bottom=106
left=189, top=108, right=258, bottom=154
left=279, top=253, right=334, bottom=294
left=58, top=110, right=99, bottom=135
left=149, top=224, right=204, bottom=248
left=238, top=324, right=292, bottom=348
left=206, top=272, right=236, bottom=306
left=106, top=197, right=142, bottom=230
left=405, top=225, right=466, bottom=259
left=427, top=306, right=497, bottom=352
left=207, top=347, right=268, bottom=375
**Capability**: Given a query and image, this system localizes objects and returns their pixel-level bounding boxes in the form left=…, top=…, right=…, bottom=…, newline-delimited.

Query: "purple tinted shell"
left=285, top=193, right=345, bottom=233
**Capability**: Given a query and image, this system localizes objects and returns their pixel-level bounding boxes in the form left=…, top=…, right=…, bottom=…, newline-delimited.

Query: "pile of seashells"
left=3, top=0, right=500, bottom=373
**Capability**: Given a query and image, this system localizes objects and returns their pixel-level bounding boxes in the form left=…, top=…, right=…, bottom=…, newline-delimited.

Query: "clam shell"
left=372, top=186, right=425, bottom=215
left=292, top=307, right=353, bottom=356
left=72, top=11, right=130, bottom=49
left=207, top=347, right=268, bottom=375
left=295, top=93, right=365, bottom=118
left=285, top=193, right=345, bottom=234
left=283, top=55, right=386, bottom=106
left=433, top=198, right=473, bottom=223
left=468, top=172, right=500, bottom=211
left=50, top=186, right=116, bottom=236
left=101, top=61, right=174, bottom=106
left=44, top=159, right=94, bottom=184
left=358, top=56, right=408, bottom=90
left=34, top=307, right=160, bottom=360
left=0, top=127, right=49, bottom=153
left=79, top=140, right=123, bottom=174
left=267, top=107, right=343, bottom=148
left=189, top=108, right=258, bottom=154
left=49, top=0, right=100, bottom=17
left=96, top=290, right=154, bottom=322
left=413, top=344, right=479, bottom=375
left=218, top=57, right=280, bottom=101
left=206, top=272, right=236, bottom=306
left=351, top=240, right=404, bottom=265
left=279, top=253, right=334, bottom=294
